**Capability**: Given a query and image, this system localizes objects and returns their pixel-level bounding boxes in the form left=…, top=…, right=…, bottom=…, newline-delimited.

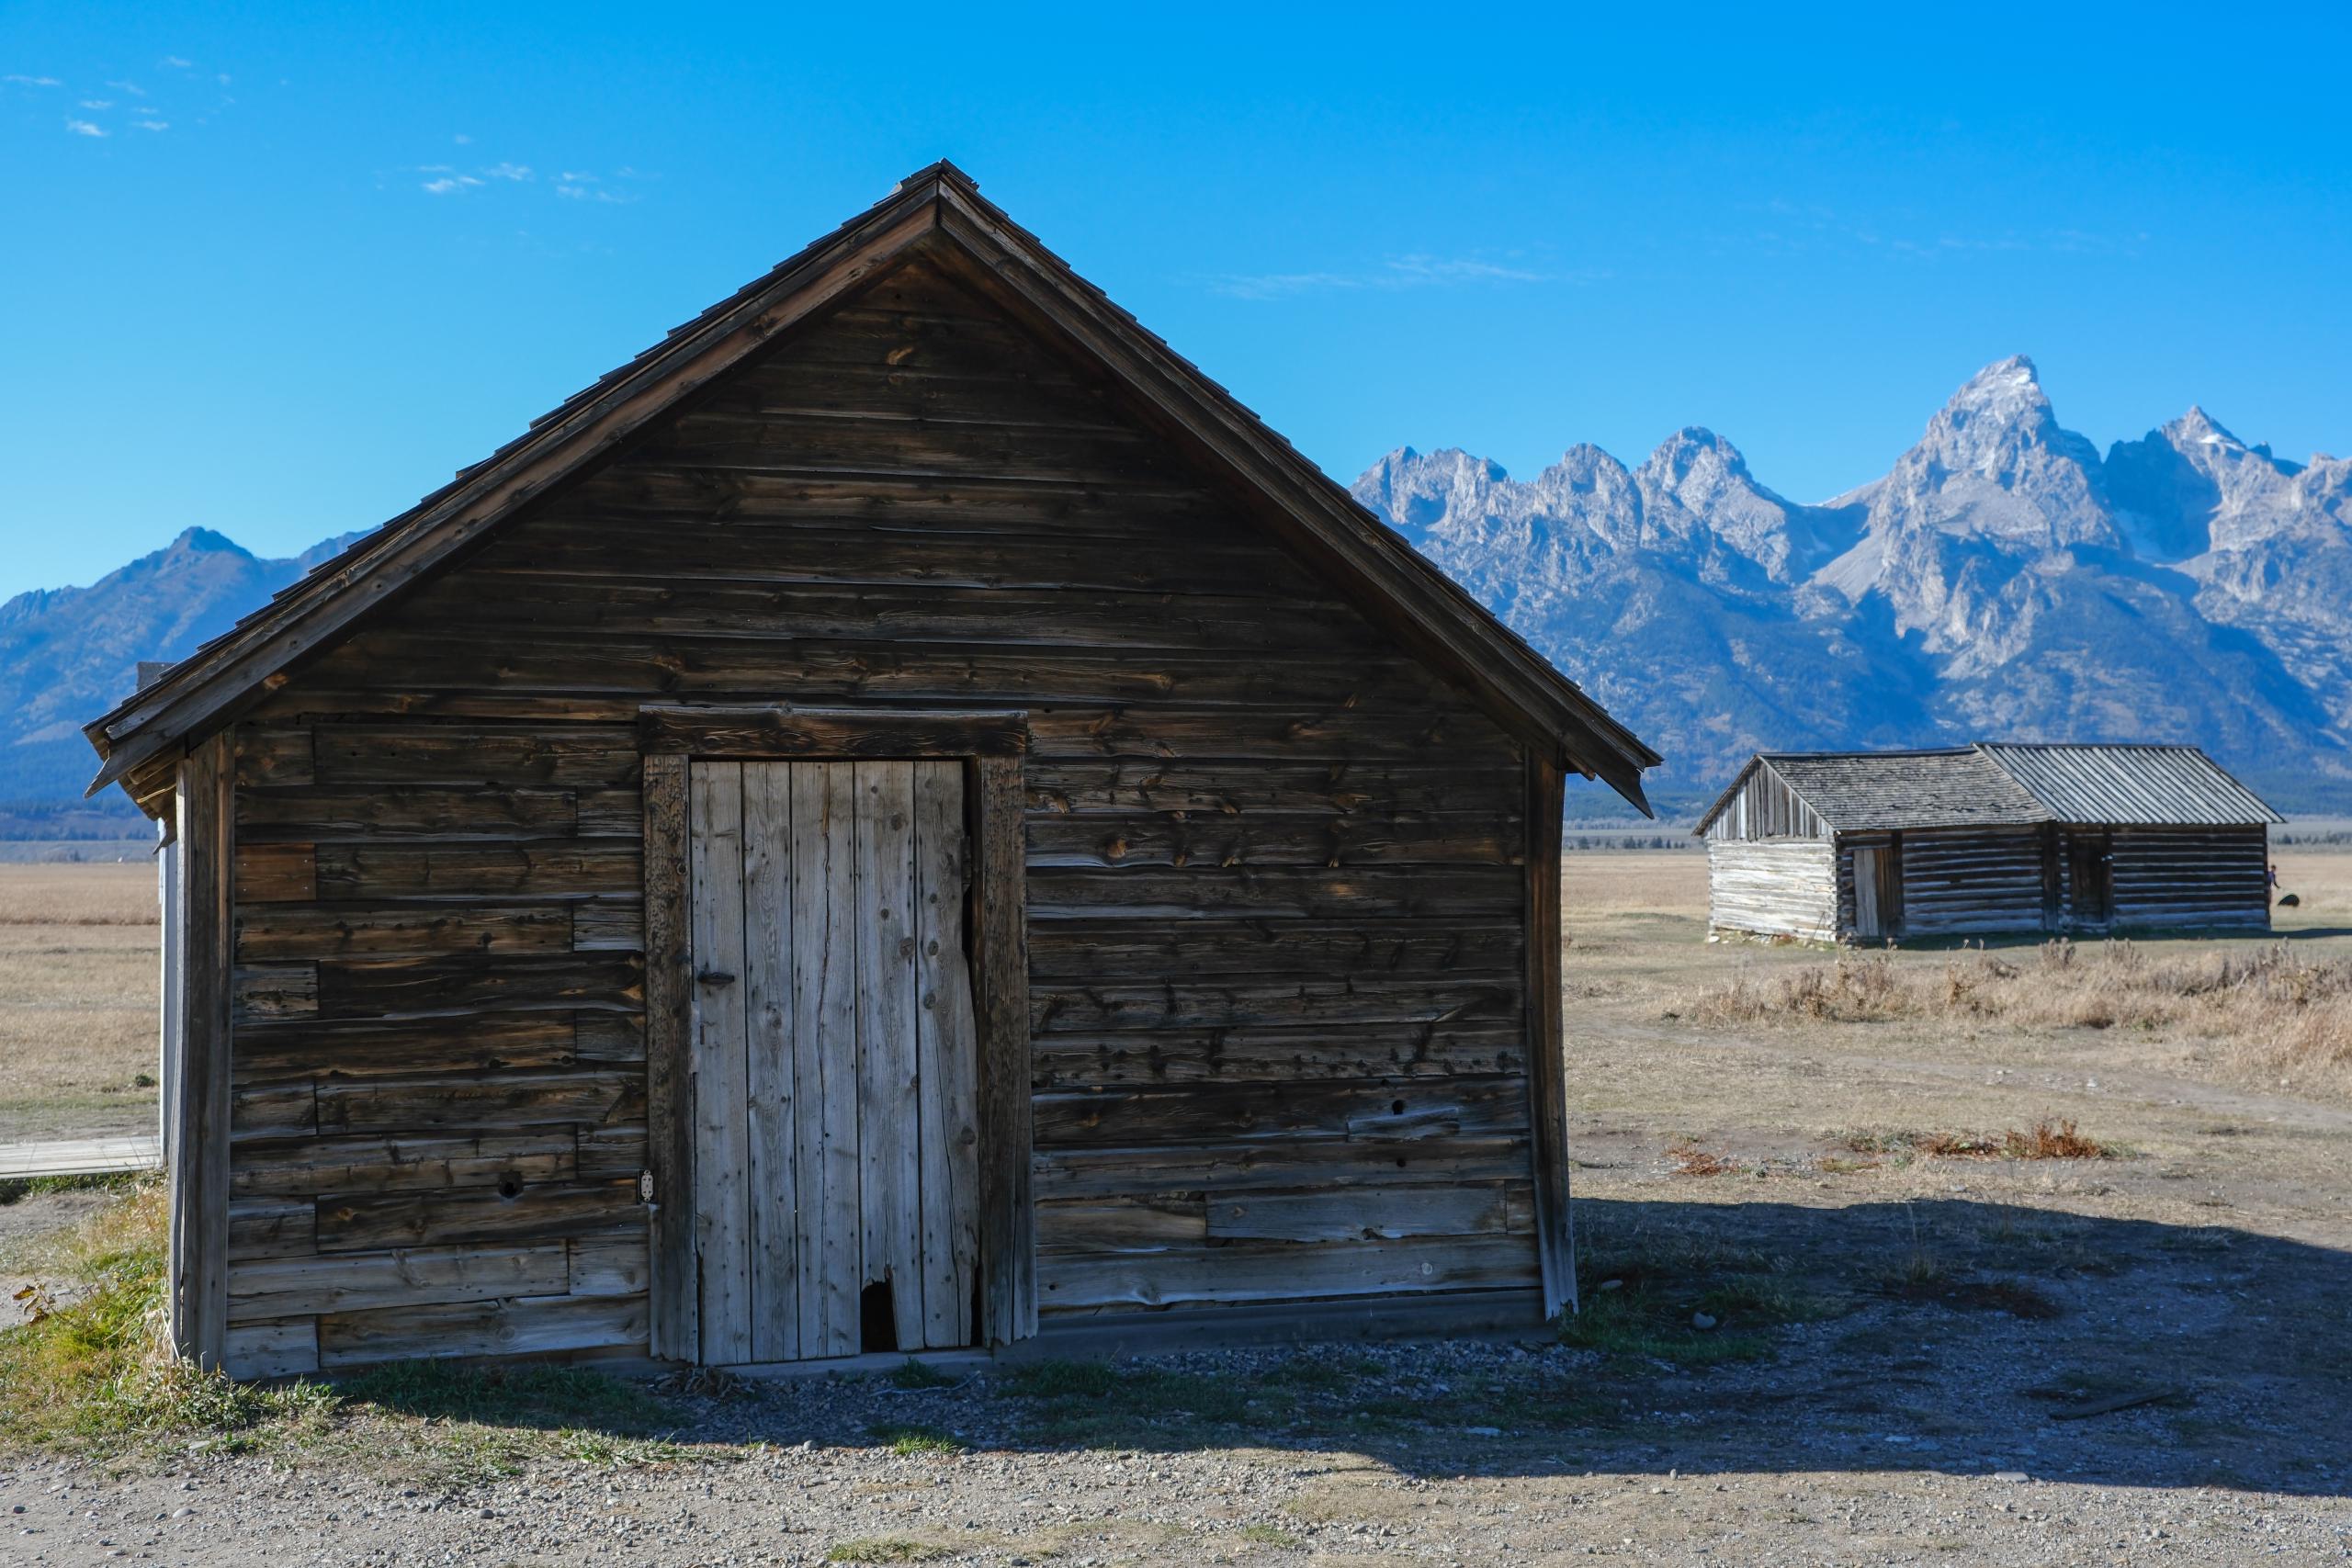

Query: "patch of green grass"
left=338, top=1359, right=671, bottom=1431
left=824, top=1539, right=951, bottom=1563
left=0, top=1172, right=141, bottom=1207
left=885, top=1357, right=961, bottom=1391
left=867, top=1422, right=965, bottom=1456
left=995, top=1358, right=1279, bottom=1446
left=1560, top=1284, right=1774, bottom=1366
left=0, top=1180, right=340, bottom=1455
left=1236, top=1522, right=1305, bottom=1548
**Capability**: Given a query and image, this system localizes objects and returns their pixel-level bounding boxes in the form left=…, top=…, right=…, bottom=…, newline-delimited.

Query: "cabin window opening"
left=495, top=1173, right=524, bottom=1200
left=1391, top=1099, right=1407, bottom=1116
left=860, top=1280, right=900, bottom=1354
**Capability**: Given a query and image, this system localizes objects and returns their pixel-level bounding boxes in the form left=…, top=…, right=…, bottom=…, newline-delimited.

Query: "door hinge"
left=638, top=1168, right=656, bottom=1205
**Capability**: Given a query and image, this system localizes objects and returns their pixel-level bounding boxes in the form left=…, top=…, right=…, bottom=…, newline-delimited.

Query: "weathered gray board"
left=1705, top=840, right=1836, bottom=942
left=686, top=759, right=978, bottom=1362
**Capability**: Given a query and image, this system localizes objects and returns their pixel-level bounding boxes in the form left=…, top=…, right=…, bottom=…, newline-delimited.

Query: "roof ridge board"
left=83, top=176, right=955, bottom=784
left=929, top=184, right=1658, bottom=788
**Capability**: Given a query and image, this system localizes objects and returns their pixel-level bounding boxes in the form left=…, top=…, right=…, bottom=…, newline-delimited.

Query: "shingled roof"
left=83, top=162, right=1658, bottom=815
left=1692, top=743, right=2280, bottom=836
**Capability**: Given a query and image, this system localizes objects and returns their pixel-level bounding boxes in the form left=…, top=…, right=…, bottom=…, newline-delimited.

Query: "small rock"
left=1690, top=1312, right=1718, bottom=1330
left=1596, top=1280, right=1623, bottom=1292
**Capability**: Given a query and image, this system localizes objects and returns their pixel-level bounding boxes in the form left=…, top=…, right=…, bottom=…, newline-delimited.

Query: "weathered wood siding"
left=1700, top=766, right=1828, bottom=842
left=1705, top=840, right=1837, bottom=942
left=1889, top=828, right=2046, bottom=937
left=2108, top=825, right=2269, bottom=931
left=219, top=252, right=1539, bottom=1370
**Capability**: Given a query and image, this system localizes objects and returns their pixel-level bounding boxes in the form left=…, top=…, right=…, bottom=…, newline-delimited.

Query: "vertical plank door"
left=685, top=757, right=978, bottom=1362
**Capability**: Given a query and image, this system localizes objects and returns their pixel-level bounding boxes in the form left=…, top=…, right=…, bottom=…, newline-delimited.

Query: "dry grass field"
left=4, top=852, right=2352, bottom=1562
left=0, top=863, right=159, bottom=1144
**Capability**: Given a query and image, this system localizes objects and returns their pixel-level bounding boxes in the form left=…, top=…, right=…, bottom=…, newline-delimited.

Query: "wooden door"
left=1851, top=846, right=1884, bottom=940
left=686, top=759, right=979, bottom=1363
left=2067, top=829, right=2113, bottom=927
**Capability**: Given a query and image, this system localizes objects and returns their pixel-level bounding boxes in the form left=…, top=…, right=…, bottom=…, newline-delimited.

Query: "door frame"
left=638, top=705, right=1034, bottom=1364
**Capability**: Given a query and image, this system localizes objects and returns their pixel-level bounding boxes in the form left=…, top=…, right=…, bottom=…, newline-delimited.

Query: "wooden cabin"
left=1694, top=744, right=2279, bottom=943
left=82, top=164, right=1658, bottom=1379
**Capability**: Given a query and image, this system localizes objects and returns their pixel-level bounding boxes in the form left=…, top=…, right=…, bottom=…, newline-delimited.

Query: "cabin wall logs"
left=2109, top=825, right=2269, bottom=932
left=1704, top=840, right=1836, bottom=942
left=216, top=255, right=1540, bottom=1373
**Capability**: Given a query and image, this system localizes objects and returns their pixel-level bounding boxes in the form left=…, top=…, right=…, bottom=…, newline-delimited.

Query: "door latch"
left=695, top=969, right=737, bottom=987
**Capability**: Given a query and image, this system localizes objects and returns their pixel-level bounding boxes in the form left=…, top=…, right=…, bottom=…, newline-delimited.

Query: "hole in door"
left=860, top=1280, right=900, bottom=1355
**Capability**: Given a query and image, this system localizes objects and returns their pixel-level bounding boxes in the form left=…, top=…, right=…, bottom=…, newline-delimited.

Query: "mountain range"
left=5, top=355, right=2346, bottom=835
left=1354, top=356, right=2352, bottom=814
left=0, top=529, right=362, bottom=838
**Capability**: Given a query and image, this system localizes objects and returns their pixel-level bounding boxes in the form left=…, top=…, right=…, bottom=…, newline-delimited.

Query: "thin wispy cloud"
left=422, top=174, right=483, bottom=195
left=105, top=79, right=145, bottom=96
left=1206, top=253, right=1573, bottom=301
left=5, top=73, right=63, bottom=87
left=1736, top=197, right=2145, bottom=262
left=64, top=118, right=106, bottom=137
left=78, top=98, right=111, bottom=108
left=161, top=56, right=193, bottom=69
left=134, top=118, right=167, bottom=131
left=483, top=162, right=532, bottom=181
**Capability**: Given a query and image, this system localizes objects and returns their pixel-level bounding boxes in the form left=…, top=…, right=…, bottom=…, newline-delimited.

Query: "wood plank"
left=228, top=1197, right=315, bottom=1260
left=570, top=1234, right=650, bottom=1298
left=1023, top=814, right=1524, bottom=869
left=174, top=731, right=233, bottom=1369
left=1028, top=1020, right=1525, bottom=1088
left=1032, top=1075, right=1531, bottom=1148
left=311, top=1068, right=638, bottom=1134
left=229, top=1130, right=575, bottom=1197
left=309, top=725, right=639, bottom=787
left=238, top=784, right=584, bottom=841
left=1203, top=1184, right=1517, bottom=1244
left=229, top=1243, right=571, bottom=1320
left=1524, top=754, right=1575, bottom=1318
left=0, top=1135, right=162, bottom=1180
left=232, top=963, right=318, bottom=1021
left=973, top=754, right=1034, bottom=1342
left=639, top=753, right=695, bottom=1361
left=311, top=841, right=641, bottom=899
left=1036, top=1232, right=1539, bottom=1311
left=230, top=1083, right=319, bottom=1141
left=317, top=1292, right=649, bottom=1369
left=1031, top=1135, right=1532, bottom=1201
left=571, top=900, right=645, bottom=952
left=315, top=1179, right=643, bottom=1253
left=236, top=903, right=576, bottom=961
left=793, top=760, right=860, bottom=1357
left=639, top=705, right=1027, bottom=759
left=1025, top=865, right=1522, bottom=921
left=224, top=1317, right=319, bottom=1380
left=854, top=761, right=923, bottom=1348
left=224, top=1317, right=320, bottom=1380
left=235, top=1012, right=582, bottom=1084
left=236, top=842, right=317, bottom=903
left=740, top=761, right=799, bottom=1362
left=310, top=953, right=642, bottom=1019
left=1029, top=976, right=1522, bottom=1034
left=913, top=760, right=978, bottom=1348
left=687, top=761, right=752, bottom=1364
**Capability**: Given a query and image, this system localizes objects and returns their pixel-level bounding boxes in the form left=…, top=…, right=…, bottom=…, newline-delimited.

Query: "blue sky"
left=4, top=1, right=2349, bottom=600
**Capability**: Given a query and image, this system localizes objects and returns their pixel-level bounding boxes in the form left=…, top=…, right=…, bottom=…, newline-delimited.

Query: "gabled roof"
left=1691, top=742, right=2279, bottom=836
left=85, top=162, right=1657, bottom=814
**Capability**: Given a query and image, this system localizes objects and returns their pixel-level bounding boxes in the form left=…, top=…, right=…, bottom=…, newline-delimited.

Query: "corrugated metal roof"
left=1756, top=750, right=2050, bottom=830
left=1978, top=744, right=2281, bottom=826
left=1692, top=742, right=2280, bottom=834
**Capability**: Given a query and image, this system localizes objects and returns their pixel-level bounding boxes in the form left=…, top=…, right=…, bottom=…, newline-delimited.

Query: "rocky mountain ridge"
left=0, top=528, right=362, bottom=837
left=1354, top=355, right=2352, bottom=813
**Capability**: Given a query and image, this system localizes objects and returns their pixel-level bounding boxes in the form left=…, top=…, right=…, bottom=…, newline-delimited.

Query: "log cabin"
left=1694, top=744, right=2280, bottom=943
left=81, top=164, right=1659, bottom=1378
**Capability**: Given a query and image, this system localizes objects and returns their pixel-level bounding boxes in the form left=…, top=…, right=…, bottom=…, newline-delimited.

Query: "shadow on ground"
left=397, top=1197, right=2349, bottom=1499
